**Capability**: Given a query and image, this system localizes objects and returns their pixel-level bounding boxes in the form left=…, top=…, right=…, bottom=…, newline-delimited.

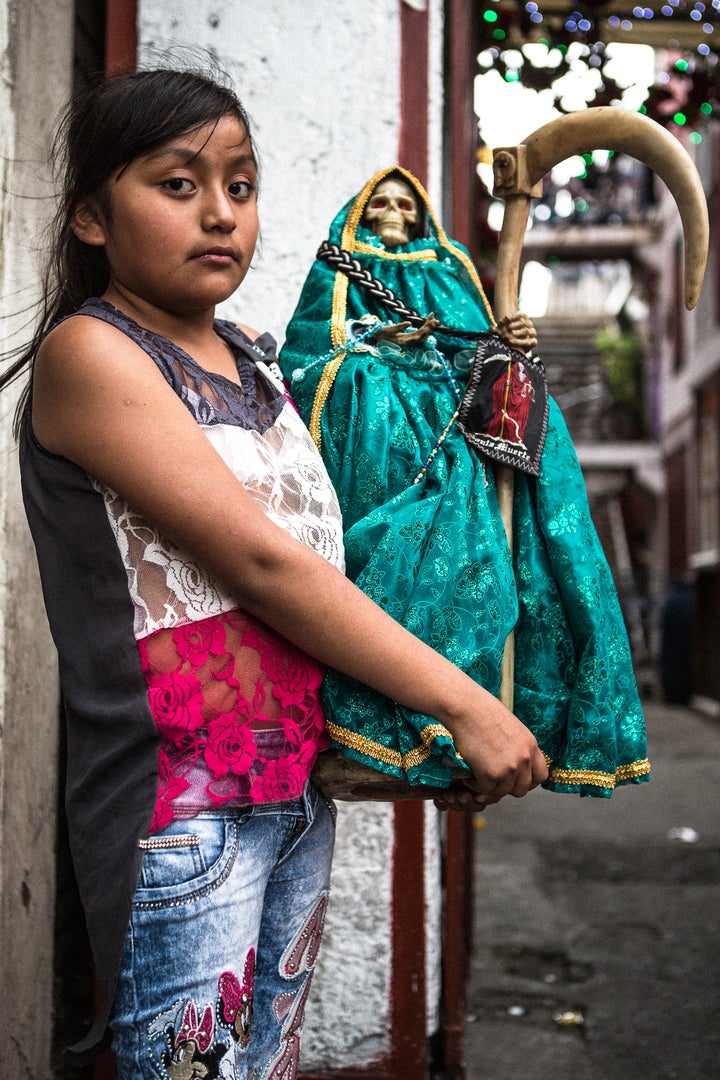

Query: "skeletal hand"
left=372, top=313, right=441, bottom=348
left=496, top=311, right=538, bottom=352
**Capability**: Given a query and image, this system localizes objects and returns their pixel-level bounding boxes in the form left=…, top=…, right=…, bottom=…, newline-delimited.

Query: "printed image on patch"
left=217, top=949, right=255, bottom=1048
left=457, top=332, right=548, bottom=476
left=280, top=893, right=328, bottom=978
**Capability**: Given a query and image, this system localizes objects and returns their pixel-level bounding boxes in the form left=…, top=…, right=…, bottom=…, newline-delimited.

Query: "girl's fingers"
left=434, top=789, right=493, bottom=813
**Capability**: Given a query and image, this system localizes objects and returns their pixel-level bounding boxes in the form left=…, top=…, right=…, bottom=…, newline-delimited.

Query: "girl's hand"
left=434, top=722, right=547, bottom=812
left=433, top=686, right=548, bottom=811
left=440, top=686, right=548, bottom=803
left=433, top=789, right=502, bottom=813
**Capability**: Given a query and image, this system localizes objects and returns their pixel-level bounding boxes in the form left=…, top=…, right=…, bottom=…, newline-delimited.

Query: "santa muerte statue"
left=280, top=114, right=705, bottom=800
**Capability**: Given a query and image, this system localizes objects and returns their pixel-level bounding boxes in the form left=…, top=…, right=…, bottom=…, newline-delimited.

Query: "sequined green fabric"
left=280, top=168, right=649, bottom=797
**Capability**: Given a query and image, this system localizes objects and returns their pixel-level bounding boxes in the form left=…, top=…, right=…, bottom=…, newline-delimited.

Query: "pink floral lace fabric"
left=138, top=610, right=328, bottom=832
left=79, top=301, right=345, bottom=834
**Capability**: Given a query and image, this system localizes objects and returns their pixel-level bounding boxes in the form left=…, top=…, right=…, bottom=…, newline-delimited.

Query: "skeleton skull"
left=363, top=178, right=419, bottom=247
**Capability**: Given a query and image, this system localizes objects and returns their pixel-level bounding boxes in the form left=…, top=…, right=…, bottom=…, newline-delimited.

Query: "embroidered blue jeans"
left=109, top=784, right=335, bottom=1080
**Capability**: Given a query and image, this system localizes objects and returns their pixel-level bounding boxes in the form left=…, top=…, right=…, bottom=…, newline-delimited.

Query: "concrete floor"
left=463, top=701, right=720, bottom=1080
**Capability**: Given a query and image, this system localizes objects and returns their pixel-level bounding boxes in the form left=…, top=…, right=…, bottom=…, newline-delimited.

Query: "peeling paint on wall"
left=0, top=3, right=73, bottom=1074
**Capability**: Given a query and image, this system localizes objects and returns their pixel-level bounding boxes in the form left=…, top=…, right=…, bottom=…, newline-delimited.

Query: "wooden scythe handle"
left=493, top=106, right=709, bottom=709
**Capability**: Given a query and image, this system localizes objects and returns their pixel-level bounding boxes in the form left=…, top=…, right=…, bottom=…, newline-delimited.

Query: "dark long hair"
left=0, top=66, right=257, bottom=435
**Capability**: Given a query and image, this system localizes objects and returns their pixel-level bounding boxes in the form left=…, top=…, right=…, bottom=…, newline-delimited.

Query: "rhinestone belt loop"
left=138, top=834, right=201, bottom=850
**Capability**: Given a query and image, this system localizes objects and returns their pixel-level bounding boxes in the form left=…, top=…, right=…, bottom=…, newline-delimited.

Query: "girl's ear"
left=70, top=199, right=107, bottom=247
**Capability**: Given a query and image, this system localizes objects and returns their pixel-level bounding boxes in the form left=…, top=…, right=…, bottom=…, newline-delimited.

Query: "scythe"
left=492, top=106, right=709, bottom=711
left=312, top=106, right=708, bottom=800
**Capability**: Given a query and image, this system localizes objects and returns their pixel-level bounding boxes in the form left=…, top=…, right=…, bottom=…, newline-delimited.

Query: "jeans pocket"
left=276, top=787, right=336, bottom=867
left=134, top=816, right=240, bottom=909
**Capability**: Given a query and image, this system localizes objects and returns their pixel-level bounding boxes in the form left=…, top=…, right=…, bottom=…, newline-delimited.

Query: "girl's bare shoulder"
left=34, top=312, right=176, bottom=408
left=37, top=312, right=147, bottom=375
left=32, top=313, right=180, bottom=458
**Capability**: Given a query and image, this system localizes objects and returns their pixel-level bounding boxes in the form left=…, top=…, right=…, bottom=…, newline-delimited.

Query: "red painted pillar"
left=399, top=1, right=429, bottom=182
left=444, top=0, right=482, bottom=261
left=440, top=4, right=484, bottom=1077
left=440, top=813, right=474, bottom=1078
left=105, top=0, right=137, bottom=76
left=389, top=802, right=428, bottom=1078
left=390, top=4, right=431, bottom=1078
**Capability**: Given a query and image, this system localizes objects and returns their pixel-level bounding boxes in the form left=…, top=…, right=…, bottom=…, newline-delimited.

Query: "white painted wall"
left=303, top=804, right=394, bottom=1066
left=137, top=1, right=447, bottom=1070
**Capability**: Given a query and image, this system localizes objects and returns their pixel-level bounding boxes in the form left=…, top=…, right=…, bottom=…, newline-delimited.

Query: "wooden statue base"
left=311, top=749, right=470, bottom=801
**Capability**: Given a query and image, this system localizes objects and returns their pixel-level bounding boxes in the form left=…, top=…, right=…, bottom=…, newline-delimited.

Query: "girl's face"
left=73, top=114, right=259, bottom=319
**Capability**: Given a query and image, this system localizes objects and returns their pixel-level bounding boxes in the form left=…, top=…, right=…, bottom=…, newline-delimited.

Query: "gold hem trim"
left=326, top=720, right=454, bottom=773
left=326, top=726, right=651, bottom=791
left=547, top=758, right=651, bottom=789
left=309, top=348, right=347, bottom=449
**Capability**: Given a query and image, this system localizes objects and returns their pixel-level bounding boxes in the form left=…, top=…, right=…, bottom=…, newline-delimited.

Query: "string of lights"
left=480, top=1, right=720, bottom=50
left=477, top=1, right=720, bottom=130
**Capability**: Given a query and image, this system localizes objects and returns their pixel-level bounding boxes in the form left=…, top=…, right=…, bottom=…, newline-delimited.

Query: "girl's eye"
left=229, top=180, right=254, bottom=199
left=163, top=177, right=194, bottom=194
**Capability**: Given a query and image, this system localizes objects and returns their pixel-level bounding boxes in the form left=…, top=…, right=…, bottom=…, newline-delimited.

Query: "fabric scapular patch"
left=458, top=332, right=549, bottom=477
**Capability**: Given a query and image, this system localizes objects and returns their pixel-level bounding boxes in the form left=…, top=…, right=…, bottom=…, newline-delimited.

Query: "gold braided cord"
left=326, top=722, right=402, bottom=766
left=309, top=268, right=350, bottom=449
left=352, top=242, right=438, bottom=262
left=330, top=268, right=349, bottom=350
left=616, top=759, right=652, bottom=781
left=325, top=720, right=456, bottom=773
left=404, top=724, right=457, bottom=770
left=309, top=348, right=347, bottom=449
left=325, top=721, right=650, bottom=792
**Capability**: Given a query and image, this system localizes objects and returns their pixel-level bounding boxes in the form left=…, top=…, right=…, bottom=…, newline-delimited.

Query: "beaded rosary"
left=291, top=317, right=484, bottom=488
left=411, top=335, right=465, bottom=486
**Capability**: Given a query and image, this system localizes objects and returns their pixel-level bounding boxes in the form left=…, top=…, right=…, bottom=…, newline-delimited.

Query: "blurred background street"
left=464, top=701, right=720, bottom=1080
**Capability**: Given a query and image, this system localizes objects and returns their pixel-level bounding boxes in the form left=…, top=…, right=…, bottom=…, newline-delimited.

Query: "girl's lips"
left=193, top=248, right=237, bottom=263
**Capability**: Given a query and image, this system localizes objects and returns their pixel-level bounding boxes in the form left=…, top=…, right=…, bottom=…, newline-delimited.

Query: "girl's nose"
left=202, top=188, right=237, bottom=232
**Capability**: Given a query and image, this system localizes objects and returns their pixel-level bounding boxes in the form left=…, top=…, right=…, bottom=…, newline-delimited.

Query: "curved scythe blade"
left=493, top=105, right=709, bottom=321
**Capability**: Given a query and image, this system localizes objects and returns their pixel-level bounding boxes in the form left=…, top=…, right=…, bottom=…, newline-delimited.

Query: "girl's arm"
left=32, top=316, right=548, bottom=800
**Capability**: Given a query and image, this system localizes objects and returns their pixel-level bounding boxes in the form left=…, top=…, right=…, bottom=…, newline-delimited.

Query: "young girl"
left=4, top=68, right=546, bottom=1079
